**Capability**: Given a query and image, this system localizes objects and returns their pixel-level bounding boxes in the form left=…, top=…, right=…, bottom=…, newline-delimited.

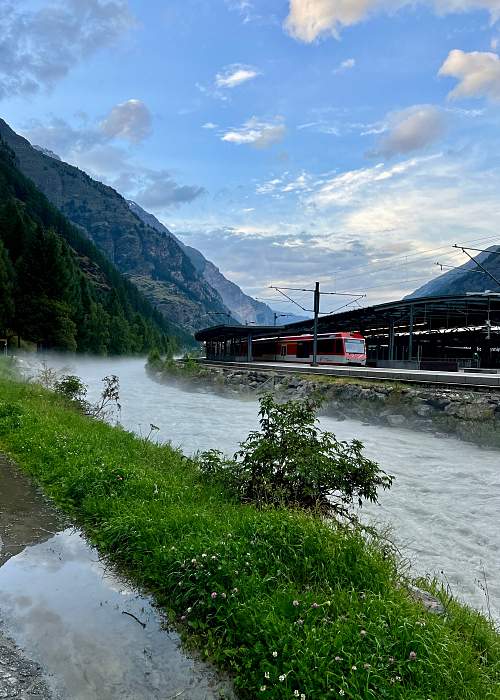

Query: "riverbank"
left=1, top=362, right=500, bottom=699
left=149, top=359, right=500, bottom=449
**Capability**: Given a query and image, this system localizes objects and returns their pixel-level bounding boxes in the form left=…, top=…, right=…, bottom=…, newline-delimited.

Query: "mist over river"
left=36, top=355, right=500, bottom=624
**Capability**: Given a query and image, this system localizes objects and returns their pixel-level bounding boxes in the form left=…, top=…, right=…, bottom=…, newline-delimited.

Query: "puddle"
left=0, top=456, right=236, bottom=700
left=0, top=454, right=64, bottom=565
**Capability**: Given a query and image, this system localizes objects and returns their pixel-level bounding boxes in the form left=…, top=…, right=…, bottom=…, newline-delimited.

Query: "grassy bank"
left=0, top=367, right=499, bottom=699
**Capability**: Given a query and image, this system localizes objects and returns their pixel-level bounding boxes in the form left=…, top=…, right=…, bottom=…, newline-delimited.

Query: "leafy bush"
left=54, top=374, right=89, bottom=410
left=199, top=393, right=394, bottom=518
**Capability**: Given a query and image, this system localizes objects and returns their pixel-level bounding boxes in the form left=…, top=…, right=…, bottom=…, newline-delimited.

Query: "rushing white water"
left=30, top=355, right=500, bottom=624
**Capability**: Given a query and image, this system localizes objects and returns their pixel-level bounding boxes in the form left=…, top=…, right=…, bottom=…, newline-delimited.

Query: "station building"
left=195, top=293, right=500, bottom=369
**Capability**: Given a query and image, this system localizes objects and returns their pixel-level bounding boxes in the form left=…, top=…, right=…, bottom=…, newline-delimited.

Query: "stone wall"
left=149, top=362, right=500, bottom=449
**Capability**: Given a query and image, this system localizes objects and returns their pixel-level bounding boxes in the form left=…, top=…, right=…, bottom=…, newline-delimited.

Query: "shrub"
left=199, top=393, right=394, bottom=518
left=54, top=374, right=89, bottom=410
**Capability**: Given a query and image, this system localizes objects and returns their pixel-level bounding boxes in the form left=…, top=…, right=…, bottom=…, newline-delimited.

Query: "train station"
left=195, top=292, right=500, bottom=370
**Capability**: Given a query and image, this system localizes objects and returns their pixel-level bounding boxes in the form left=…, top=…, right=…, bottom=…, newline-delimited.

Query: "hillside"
left=0, top=119, right=231, bottom=335
left=0, top=134, right=191, bottom=353
left=407, top=246, right=500, bottom=298
left=127, top=200, right=279, bottom=325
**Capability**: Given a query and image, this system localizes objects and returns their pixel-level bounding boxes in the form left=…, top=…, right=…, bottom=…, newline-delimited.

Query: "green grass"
left=0, top=371, right=499, bottom=699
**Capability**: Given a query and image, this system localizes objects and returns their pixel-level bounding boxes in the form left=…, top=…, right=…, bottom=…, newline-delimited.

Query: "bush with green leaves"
left=199, top=393, right=394, bottom=518
left=54, top=374, right=89, bottom=409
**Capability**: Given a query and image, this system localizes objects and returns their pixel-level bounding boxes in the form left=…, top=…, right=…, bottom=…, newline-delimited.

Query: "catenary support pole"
left=312, top=282, right=320, bottom=366
left=409, top=304, right=414, bottom=361
left=389, top=316, right=395, bottom=362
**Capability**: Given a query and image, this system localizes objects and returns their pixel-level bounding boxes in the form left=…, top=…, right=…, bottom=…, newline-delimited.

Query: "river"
left=42, top=355, right=500, bottom=623
left=1, top=353, right=498, bottom=697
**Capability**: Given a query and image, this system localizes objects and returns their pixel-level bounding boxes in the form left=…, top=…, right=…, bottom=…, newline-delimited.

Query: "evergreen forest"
left=0, top=137, right=191, bottom=354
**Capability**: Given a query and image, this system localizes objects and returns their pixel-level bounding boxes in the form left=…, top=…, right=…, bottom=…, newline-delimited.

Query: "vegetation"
left=0, top=119, right=233, bottom=336
left=199, top=394, right=394, bottom=519
left=0, top=363, right=499, bottom=699
left=0, top=136, right=191, bottom=354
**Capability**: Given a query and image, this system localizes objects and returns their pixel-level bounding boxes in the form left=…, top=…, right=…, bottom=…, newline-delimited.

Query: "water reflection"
left=0, top=530, right=233, bottom=700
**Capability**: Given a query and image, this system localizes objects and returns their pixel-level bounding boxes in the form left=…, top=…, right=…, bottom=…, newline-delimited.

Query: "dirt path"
left=0, top=454, right=64, bottom=698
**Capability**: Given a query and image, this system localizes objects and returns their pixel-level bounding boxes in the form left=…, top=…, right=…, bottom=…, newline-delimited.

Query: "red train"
left=253, top=332, right=366, bottom=366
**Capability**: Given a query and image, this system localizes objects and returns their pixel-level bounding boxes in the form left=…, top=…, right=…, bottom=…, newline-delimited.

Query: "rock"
left=413, top=420, right=435, bottom=432
left=386, top=415, right=406, bottom=427
left=427, top=396, right=451, bottom=410
left=374, top=386, right=392, bottom=395
left=406, top=585, right=448, bottom=617
left=414, top=404, right=435, bottom=417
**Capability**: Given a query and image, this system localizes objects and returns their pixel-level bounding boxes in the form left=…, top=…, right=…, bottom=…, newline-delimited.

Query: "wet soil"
left=0, top=454, right=237, bottom=700
left=0, top=454, right=63, bottom=699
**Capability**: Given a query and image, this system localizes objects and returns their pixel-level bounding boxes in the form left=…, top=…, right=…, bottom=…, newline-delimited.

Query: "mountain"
left=0, top=119, right=231, bottom=335
left=407, top=246, right=500, bottom=298
left=0, top=134, right=189, bottom=353
left=127, top=200, right=308, bottom=326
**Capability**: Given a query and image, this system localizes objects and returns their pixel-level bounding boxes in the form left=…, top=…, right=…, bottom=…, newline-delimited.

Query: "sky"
left=3, top=0, right=500, bottom=316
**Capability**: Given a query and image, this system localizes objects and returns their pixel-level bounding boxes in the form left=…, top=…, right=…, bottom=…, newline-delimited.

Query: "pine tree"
left=0, top=200, right=30, bottom=263
left=0, top=237, right=15, bottom=335
left=108, top=314, right=132, bottom=355
left=16, top=224, right=77, bottom=349
left=80, top=302, right=110, bottom=355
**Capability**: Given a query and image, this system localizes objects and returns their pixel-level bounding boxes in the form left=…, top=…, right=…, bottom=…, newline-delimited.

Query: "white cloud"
left=439, top=49, right=500, bottom=101
left=20, top=109, right=205, bottom=209
left=0, top=0, right=139, bottom=99
left=221, top=116, right=289, bottom=149
left=303, top=156, right=440, bottom=208
left=169, top=148, right=500, bottom=305
left=98, top=99, right=153, bottom=143
left=364, top=105, right=449, bottom=159
left=284, top=0, right=500, bottom=43
left=215, top=63, right=261, bottom=88
left=135, top=175, right=206, bottom=209
left=198, top=63, right=261, bottom=99
left=333, top=58, right=355, bottom=74
left=202, top=122, right=218, bottom=129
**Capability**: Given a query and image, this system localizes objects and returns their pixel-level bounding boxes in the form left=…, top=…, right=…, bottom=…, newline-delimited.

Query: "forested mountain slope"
left=0, top=119, right=230, bottom=334
left=0, top=135, right=191, bottom=353
left=127, top=200, right=277, bottom=325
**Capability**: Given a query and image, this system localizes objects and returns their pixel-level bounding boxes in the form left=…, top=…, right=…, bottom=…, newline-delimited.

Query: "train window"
left=296, top=341, right=310, bottom=358
left=334, top=339, right=343, bottom=354
left=344, top=339, right=365, bottom=354
left=317, top=339, right=336, bottom=354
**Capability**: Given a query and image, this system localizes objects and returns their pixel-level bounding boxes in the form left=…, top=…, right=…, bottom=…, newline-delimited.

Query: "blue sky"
left=3, top=0, right=500, bottom=314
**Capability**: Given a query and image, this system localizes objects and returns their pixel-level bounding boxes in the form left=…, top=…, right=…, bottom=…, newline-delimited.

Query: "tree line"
left=0, top=138, right=187, bottom=354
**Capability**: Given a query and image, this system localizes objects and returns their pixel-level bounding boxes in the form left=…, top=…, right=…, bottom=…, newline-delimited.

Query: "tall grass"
left=0, top=376, right=499, bottom=699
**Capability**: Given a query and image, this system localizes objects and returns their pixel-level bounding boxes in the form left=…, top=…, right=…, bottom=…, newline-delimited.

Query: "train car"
left=253, top=332, right=366, bottom=366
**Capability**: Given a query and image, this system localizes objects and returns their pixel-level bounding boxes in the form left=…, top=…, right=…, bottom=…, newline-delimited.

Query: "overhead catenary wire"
left=286, top=234, right=500, bottom=288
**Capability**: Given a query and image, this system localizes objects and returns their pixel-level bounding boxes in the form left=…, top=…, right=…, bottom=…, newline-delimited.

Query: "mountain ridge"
left=407, top=246, right=500, bottom=298
left=0, top=118, right=231, bottom=334
left=127, top=200, right=282, bottom=325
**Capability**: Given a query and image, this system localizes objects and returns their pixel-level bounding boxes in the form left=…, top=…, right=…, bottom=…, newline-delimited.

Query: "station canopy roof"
left=195, top=294, right=500, bottom=343
left=285, top=293, right=500, bottom=337
left=194, top=325, right=286, bottom=342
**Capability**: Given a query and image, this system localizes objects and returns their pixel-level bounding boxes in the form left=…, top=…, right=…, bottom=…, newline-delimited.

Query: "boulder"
left=387, top=415, right=406, bottom=427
